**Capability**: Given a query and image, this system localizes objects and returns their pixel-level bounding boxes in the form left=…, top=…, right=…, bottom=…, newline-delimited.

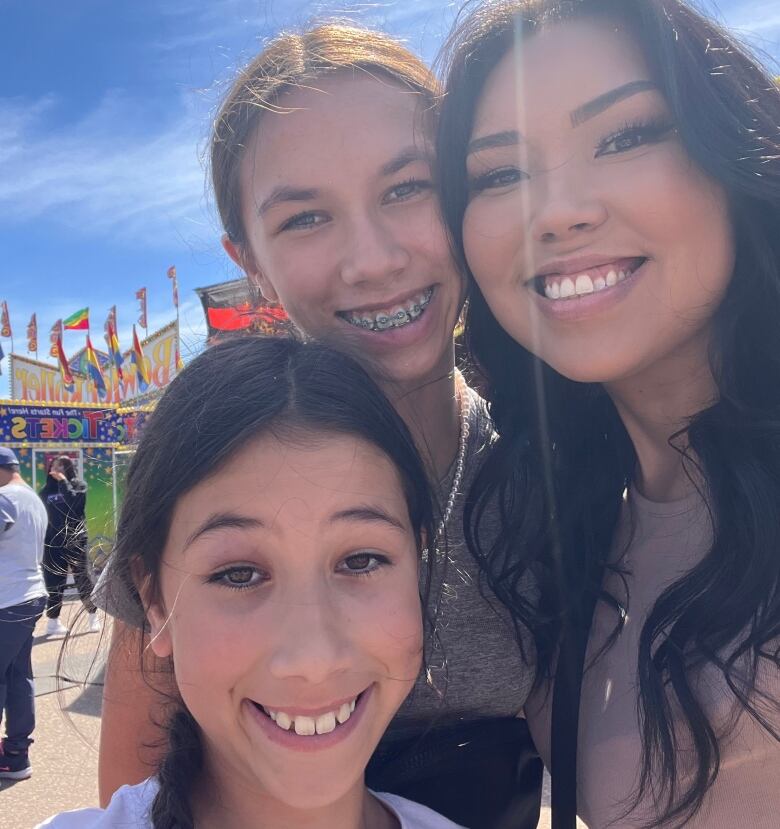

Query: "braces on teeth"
left=344, top=288, right=433, bottom=331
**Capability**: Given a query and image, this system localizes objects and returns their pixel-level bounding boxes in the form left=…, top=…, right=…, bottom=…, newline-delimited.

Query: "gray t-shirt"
left=0, top=482, right=48, bottom=610
left=527, top=488, right=780, bottom=828
left=94, top=386, right=535, bottom=741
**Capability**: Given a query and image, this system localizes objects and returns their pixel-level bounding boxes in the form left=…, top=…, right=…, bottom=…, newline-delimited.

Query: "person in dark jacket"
left=39, top=456, right=99, bottom=636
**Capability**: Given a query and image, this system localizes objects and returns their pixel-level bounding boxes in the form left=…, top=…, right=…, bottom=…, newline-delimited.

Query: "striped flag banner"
left=50, top=319, right=62, bottom=358
left=64, top=307, right=89, bottom=331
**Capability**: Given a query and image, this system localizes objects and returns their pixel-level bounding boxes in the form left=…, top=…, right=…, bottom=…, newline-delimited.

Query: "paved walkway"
left=3, top=594, right=570, bottom=828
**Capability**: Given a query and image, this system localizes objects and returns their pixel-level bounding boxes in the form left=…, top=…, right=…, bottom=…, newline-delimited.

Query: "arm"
left=98, top=620, right=174, bottom=806
left=0, top=493, right=16, bottom=532
left=57, top=478, right=86, bottom=518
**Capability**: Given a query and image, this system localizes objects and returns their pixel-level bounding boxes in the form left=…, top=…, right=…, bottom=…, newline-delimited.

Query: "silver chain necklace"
left=434, top=370, right=471, bottom=542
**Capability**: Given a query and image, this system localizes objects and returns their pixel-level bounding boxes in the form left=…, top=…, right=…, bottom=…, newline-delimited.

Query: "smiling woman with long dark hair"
left=437, top=0, right=780, bottom=826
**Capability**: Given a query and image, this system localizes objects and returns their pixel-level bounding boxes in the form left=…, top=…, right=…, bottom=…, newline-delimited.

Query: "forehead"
left=242, top=73, right=429, bottom=185
left=473, top=18, right=651, bottom=131
left=170, top=431, right=408, bottom=532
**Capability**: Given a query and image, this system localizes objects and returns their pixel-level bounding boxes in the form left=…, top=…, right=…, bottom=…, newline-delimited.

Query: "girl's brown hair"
left=210, top=23, right=439, bottom=249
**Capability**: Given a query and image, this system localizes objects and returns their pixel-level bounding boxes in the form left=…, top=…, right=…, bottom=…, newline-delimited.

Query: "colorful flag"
left=55, top=336, right=75, bottom=391
left=131, top=325, right=150, bottom=392
left=167, top=266, right=179, bottom=310
left=136, top=288, right=147, bottom=329
left=85, top=335, right=107, bottom=400
left=64, top=307, right=89, bottom=331
left=104, top=306, right=117, bottom=339
left=105, top=319, right=124, bottom=381
left=175, top=342, right=184, bottom=372
left=49, top=319, right=62, bottom=358
left=0, top=301, right=11, bottom=339
left=26, top=314, right=37, bottom=353
left=0, top=341, right=4, bottom=375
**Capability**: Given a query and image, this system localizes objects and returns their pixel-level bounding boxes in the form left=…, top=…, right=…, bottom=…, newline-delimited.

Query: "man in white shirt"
left=0, top=447, right=48, bottom=781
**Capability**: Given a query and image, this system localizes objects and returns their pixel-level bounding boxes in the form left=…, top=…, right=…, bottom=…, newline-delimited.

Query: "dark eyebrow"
left=467, top=129, right=520, bottom=156
left=184, top=512, right=264, bottom=550
left=570, top=80, right=657, bottom=126
left=380, top=146, right=428, bottom=177
left=258, top=186, right=319, bottom=216
left=329, top=504, right=406, bottom=532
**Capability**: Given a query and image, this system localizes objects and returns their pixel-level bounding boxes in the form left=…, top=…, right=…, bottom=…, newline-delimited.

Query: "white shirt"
left=36, top=779, right=466, bottom=829
left=0, top=482, right=48, bottom=610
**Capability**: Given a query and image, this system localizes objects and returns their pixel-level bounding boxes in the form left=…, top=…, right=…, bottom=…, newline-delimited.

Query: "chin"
left=260, top=766, right=363, bottom=811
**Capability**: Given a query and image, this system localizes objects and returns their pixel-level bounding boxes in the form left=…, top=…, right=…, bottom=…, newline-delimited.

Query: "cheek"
left=463, top=194, right=527, bottom=288
left=357, top=572, right=423, bottom=677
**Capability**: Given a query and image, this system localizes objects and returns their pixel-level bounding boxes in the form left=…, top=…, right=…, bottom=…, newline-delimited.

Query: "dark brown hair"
left=210, top=22, right=439, bottom=250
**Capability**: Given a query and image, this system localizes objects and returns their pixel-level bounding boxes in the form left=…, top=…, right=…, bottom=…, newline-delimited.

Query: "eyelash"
left=594, top=117, right=675, bottom=157
left=469, top=167, right=527, bottom=194
left=277, top=177, right=430, bottom=233
left=207, top=552, right=391, bottom=592
left=336, top=551, right=392, bottom=577
left=278, top=211, right=327, bottom=233
left=385, top=177, right=432, bottom=203
left=468, top=117, right=674, bottom=194
left=207, top=565, right=268, bottom=592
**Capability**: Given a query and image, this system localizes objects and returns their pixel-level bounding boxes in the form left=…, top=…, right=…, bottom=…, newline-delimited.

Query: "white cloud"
left=0, top=90, right=216, bottom=246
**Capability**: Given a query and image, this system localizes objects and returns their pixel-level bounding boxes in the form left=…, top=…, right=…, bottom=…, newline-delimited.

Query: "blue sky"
left=0, top=0, right=777, bottom=369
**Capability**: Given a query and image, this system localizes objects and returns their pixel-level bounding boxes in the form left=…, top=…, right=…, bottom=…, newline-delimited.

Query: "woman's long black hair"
left=107, top=336, right=436, bottom=829
left=436, top=0, right=780, bottom=825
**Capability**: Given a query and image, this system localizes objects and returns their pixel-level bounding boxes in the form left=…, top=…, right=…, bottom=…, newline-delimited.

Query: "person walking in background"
left=0, top=446, right=48, bottom=781
left=39, top=456, right=99, bottom=636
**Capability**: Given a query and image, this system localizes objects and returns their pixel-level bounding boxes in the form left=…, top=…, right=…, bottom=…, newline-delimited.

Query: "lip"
left=337, top=285, right=434, bottom=316
left=532, top=258, right=648, bottom=322
left=532, top=255, right=644, bottom=281
left=245, top=685, right=373, bottom=753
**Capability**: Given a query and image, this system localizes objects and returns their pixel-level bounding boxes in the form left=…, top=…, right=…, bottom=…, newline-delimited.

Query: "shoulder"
left=36, top=779, right=158, bottom=828
left=373, top=792, right=467, bottom=829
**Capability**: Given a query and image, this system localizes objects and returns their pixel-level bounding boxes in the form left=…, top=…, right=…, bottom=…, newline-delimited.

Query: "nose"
left=266, top=589, right=354, bottom=686
left=340, top=212, right=410, bottom=286
left=528, top=170, right=608, bottom=245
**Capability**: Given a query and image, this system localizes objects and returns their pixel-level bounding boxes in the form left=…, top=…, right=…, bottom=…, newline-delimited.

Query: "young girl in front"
left=40, top=336, right=462, bottom=829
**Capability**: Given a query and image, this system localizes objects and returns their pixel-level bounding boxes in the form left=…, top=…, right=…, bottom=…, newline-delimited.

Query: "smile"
left=533, top=258, right=646, bottom=300
left=337, top=288, right=434, bottom=332
left=253, top=692, right=363, bottom=737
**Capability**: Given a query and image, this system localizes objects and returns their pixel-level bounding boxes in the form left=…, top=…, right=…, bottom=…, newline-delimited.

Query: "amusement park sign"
left=7, top=321, right=180, bottom=404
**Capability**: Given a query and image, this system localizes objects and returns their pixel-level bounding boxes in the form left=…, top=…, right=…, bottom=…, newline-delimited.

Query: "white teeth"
left=575, top=274, right=594, bottom=295
left=593, top=276, right=606, bottom=291
left=618, top=270, right=626, bottom=282
left=294, top=716, right=316, bottom=736
left=606, top=270, right=617, bottom=287
left=265, top=696, right=359, bottom=736
left=315, top=712, right=337, bottom=735
left=559, top=277, right=576, bottom=298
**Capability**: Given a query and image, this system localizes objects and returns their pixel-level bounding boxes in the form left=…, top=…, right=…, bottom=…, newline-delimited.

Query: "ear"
left=146, top=603, right=173, bottom=659
left=221, top=234, right=280, bottom=305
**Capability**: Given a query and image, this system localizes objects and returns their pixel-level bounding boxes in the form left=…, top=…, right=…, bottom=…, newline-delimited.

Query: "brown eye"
left=337, top=551, right=391, bottom=575
left=209, top=565, right=266, bottom=590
